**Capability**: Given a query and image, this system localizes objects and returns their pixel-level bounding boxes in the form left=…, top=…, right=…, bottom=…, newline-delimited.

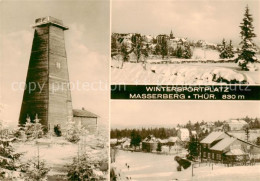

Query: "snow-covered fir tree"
left=237, top=5, right=258, bottom=71
left=0, top=124, right=23, bottom=179
left=65, top=121, right=80, bottom=143
left=182, top=44, right=192, bottom=59
left=131, top=34, right=143, bottom=62
left=24, top=114, right=44, bottom=140
left=67, top=154, right=104, bottom=181
left=219, top=39, right=229, bottom=59
left=227, top=40, right=235, bottom=59
left=22, top=155, right=50, bottom=181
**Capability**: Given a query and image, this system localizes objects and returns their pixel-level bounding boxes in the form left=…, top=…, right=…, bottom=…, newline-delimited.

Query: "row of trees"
left=111, top=127, right=178, bottom=140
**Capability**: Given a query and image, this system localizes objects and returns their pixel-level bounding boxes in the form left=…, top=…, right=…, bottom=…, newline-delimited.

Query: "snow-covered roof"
left=210, top=137, right=236, bottom=151
left=158, top=139, right=168, bottom=144
left=110, top=139, right=117, bottom=144
left=118, top=137, right=130, bottom=143
left=226, top=148, right=246, bottom=156
left=122, top=140, right=130, bottom=145
left=178, top=128, right=189, bottom=134
left=227, top=119, right=247, bottom=125
left=200, top=132, right=226, bottom=144
left=191, top=131, right=197, bottom=135
left=168, top=137, right=179, bottom=142
left=73, top=109, right=98, bottom=118
left=143, top=135, right=159, bottom=143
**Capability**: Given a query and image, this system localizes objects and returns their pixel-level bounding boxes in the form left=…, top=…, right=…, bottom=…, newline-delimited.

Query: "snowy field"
left=112, top=150, right=180, bottom=180
left=111, top=61, right=260, bottom=85
left=112, top=150, right=260, bottom=181
left=12, top=126, right=109, bottom=180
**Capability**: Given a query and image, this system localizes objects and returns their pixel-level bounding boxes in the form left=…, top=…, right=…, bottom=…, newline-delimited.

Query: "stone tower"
left=19, top=16, right=73, bottom=132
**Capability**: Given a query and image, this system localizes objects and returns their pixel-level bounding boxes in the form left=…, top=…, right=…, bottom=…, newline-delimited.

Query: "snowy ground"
left=111, top=61, right=260, bottom=85
left=112, top=150, right=260, bottom=181
left=12, top=126, right=109, bottom=180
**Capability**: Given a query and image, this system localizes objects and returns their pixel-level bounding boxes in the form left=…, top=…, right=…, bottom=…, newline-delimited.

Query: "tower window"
left=56, top=62, right=61, bottom=69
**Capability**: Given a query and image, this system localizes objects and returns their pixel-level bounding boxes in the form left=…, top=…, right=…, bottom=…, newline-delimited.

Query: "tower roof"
left=33, top=16, right=69, bottom=30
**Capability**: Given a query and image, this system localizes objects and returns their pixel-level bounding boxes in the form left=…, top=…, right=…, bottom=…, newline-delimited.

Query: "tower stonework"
left=19, top=16, right=73, bottom=131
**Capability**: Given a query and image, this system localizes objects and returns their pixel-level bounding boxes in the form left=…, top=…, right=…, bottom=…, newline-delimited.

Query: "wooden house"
left=73, top=108, right=98, bottom=134
left=142, top=135, right=159, bottom=152
left=200, top=131, right=260, bottom=162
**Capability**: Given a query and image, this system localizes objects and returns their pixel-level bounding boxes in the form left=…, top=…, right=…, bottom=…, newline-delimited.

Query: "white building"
left=177, top=128, right=190, bottom=142
left=226, top=119, right=248, bottom=131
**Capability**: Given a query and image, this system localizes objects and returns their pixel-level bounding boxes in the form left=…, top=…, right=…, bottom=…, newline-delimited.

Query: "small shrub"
left=54, top=125, right=62, bottom=137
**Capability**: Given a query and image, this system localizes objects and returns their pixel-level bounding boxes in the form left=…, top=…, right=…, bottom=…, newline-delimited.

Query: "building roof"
left=227, top=119, right=247, bottom=125
left=178, top=128, right=189, bottom=134
left=226, top=148, right=246, bottom=156
left=210, top=137, right=236, bottom=151
left=191, top=131, right=197, bottom=135
left=33, top=16, right=69, bottom=30
left=143, top=135, right=159, bottom=143
left=168, top=137, right=179, bottom=142
left=73, top=109, right=98, bottom=118
left=110, top=139, right=117, bottom=144
left=200, top=131, right=226, bottom=144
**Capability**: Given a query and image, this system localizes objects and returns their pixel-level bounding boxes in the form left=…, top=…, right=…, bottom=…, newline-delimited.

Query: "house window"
left=216, top=154, right=221, bottom=160
left=56, top=62, right=61, bottom=69
left=211, top=153, right=214, bottom=159
left=203, top=144, right=207, bottom=148
left=208, top=153, right=211, bottom=159
left=203, top=152, right=207, bottom=158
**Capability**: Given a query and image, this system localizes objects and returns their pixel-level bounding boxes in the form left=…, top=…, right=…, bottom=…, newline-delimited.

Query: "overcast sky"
left=0, top=0, right=109, bottom=127
left=111, top=101, right=260, bottom=129
left=112, top=0, right=260, bottom=46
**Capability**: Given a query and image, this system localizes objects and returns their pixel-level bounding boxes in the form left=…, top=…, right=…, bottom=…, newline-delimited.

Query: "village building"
left=177, top=128, right=190, bottom=142
left=168, top=136, right=180, bottom=144
left=200, top=131, right=260, bottom=162
left=117, top=138, right=131, bottom=149
left=225, top=119, right=248, bottom=131
left=191, top=130, right=197, bottom=136
left=110, top=139, right=118, bottom=147
left=156, top=34, right=169, bottom=44
left=73, top=108, right=98, bottom=134
left=200, top=131, right=230, bottom=160
left=167, top=136, right=182, bottom=153
left=142, top=135, right=159, bottom=152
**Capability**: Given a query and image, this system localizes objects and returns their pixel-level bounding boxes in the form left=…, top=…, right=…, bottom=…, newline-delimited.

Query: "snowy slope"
left=111, top=62, right=256, bottom=84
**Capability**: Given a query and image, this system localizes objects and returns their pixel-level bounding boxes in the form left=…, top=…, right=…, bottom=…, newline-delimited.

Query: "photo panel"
left=111, top=0, right=260, bottom=85
left=110, top=101, right=260, bottom=180
left=0, top=0, right=109, bottom=180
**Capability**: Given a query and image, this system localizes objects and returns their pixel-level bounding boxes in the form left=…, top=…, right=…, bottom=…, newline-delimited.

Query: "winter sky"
left=112, top=0, right=260, bottom=46
left=111, top=101, right=260, bottom=129
left=0, top=0, right=110, bottom=127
